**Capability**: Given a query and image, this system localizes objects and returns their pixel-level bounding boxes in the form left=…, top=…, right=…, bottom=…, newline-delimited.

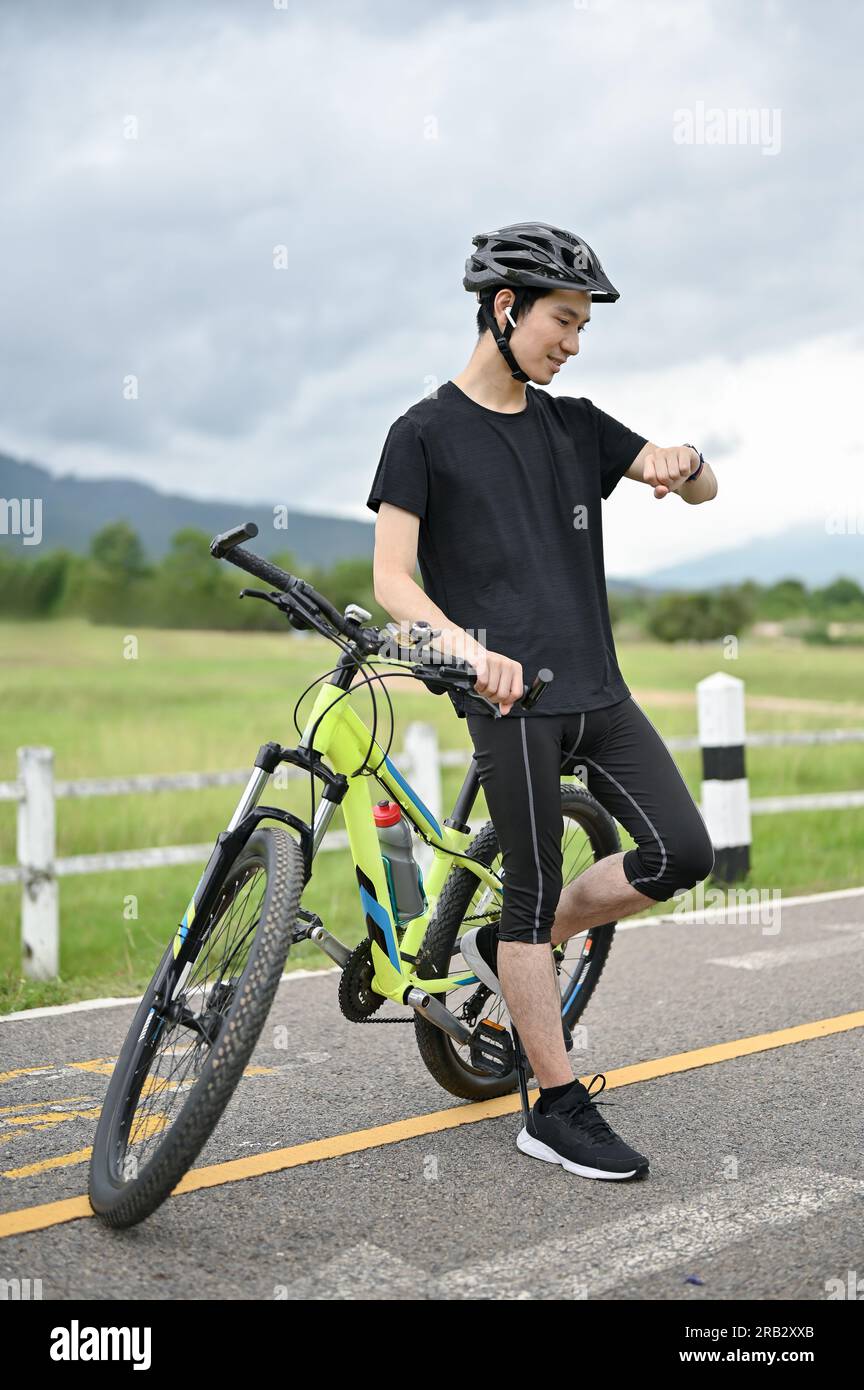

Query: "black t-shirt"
left=365, top=380, right=648, bottom=718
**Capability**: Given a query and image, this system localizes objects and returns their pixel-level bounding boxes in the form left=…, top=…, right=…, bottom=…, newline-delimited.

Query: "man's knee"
left=625, top=827, right=714, bottom=899
left=670, top=829, right=715, bottom=892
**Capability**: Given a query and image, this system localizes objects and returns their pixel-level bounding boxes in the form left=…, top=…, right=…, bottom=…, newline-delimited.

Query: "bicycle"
left=88, top=521, right=622, bottom=1228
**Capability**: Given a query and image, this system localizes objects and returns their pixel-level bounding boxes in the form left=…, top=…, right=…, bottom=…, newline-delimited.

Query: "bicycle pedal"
left=469, top=1018, right=515, bottom=1077
left=292, top=907, right=323, bottom=942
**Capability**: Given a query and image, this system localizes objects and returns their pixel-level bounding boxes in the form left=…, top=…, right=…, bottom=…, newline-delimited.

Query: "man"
left=366, top=221, right=717, bottom=1182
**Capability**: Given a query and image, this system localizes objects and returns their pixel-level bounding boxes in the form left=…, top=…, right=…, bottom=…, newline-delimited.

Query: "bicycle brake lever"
left=418, top=663, right=503, bottom=719
left=465, top=690, right=504, bottom=718
left=238, top=587, right=282, bottom=605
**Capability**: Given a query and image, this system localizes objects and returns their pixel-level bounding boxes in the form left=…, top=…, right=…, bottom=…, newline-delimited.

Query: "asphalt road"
left=1, top=890, right=862, bottom=1302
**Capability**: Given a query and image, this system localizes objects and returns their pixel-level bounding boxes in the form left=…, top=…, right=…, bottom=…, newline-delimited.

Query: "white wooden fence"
left=2, top=673, right=863, bottom=979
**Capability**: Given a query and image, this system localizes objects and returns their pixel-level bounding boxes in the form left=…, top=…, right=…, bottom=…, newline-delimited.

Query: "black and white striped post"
left=697, top=672, right=751, bottom=884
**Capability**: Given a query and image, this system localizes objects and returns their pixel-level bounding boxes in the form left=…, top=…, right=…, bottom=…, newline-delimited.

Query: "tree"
left=90, top=522, right=148, bottom=580
left=83, top=522, right=151, bottom=624
left=645, top=586, right=754, bottom=642
left=812, top=576, right=864, bottom=612
left=316, top=556, right=376, bottom=620
left=150, top=528, right=236, bottom=629
left=760, top=577, right=808, bottom=620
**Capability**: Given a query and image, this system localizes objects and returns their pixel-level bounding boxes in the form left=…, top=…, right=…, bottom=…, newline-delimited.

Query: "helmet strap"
left=480, top=291, right=530, bottom=384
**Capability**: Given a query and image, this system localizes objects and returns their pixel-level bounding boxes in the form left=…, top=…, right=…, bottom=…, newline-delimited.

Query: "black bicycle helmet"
left=464, top=221, right=619, bottom=381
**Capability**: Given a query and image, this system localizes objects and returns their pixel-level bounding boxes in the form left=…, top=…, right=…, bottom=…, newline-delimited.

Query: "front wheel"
left=88, top=826, right=305, bottom=1228
left=414, top=783, right=621, bottom=1100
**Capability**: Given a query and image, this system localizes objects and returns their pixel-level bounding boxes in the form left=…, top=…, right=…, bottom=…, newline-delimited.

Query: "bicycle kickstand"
left=510, top=1022, right=532, bottom=1128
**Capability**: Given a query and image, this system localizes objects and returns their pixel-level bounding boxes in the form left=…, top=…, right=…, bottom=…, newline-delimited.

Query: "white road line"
left=278, top=1166, right=864, bottom=1300
left=0, top=967, right=340, bottom=1024
left=708, top=935, right=864, bottom=971
left=443, top=1166, right=864, bottom=1300
left=281, top=1243, right=427, bottom=1301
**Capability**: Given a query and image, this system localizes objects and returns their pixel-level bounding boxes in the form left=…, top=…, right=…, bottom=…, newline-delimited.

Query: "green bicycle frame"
left=297, top=658, right=501, bottom=1004
left=170, top=657, right=504, bottom=1011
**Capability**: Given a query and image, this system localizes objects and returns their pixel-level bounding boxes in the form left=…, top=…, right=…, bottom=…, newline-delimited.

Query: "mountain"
left=2, top=451, right=860, bottom=590
left=0, top=453, right=373, bottom=566
left=636, top=520, right=864, bottom=590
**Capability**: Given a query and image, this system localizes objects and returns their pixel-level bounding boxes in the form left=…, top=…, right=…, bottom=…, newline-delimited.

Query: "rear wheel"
left=414, top=783, right=620, bottom=1100
left=88, top=826, right=304, bottom=1228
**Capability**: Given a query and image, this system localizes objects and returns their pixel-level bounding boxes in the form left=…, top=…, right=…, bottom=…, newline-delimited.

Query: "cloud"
left=582, top=329, right=864, bottom=577
left=0, top=0, right=861, bottom=567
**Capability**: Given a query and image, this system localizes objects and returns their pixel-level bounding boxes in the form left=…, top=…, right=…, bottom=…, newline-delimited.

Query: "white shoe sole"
left=460, top=928, right=501, bottom=994
left=516, top=1126, right=645, bottom=1180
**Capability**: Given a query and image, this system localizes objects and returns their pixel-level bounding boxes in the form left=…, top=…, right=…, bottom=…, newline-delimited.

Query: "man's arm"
left=625, top=442, right=718, bottom=504
left=372, top=502, right=484, bottom=662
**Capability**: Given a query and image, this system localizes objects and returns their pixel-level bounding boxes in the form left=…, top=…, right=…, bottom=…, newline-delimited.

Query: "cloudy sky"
left=1, top=0, right=861, bottom=576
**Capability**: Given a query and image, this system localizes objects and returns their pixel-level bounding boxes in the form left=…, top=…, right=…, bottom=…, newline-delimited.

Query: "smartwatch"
left=683, top=444, right=704, bottom=482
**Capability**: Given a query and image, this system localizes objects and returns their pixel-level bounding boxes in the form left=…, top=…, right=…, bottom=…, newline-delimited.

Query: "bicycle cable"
left=289, top=636, right=408, bottom=847
left=291, top=645, right=496, bottom=876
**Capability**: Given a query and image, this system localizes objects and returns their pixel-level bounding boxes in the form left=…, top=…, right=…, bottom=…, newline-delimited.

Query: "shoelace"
left=551, top=1073, right=621, bottom=1144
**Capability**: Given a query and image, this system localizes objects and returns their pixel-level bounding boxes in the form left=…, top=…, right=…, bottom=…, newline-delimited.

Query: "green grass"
left=1, top=619, right=862, bottom=1012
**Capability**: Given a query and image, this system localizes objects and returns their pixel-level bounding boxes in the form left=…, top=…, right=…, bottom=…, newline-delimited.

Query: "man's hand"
left=471, top=648, right=524, bottom=716
left=641, top=445, right=700, bottom=499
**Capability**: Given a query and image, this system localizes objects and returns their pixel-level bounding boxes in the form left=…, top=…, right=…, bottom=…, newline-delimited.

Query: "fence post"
left=17, top=746, right=59, bottom=979
left=696, top=673, right=751, bottom=884
left=403, top=722, right=441, bottom=880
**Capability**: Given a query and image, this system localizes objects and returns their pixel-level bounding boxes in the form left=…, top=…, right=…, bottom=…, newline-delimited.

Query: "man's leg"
left=552, top=697, right=715, bottom=947
left=497, top=940, right=573, bottom=1087
left=550, top=852, right=656, bottom=947
left=465, top=712, right=573, bottom=1088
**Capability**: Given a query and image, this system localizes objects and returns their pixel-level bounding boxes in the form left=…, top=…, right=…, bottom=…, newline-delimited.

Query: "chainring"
left=337, top=940, right=387, bottom=1022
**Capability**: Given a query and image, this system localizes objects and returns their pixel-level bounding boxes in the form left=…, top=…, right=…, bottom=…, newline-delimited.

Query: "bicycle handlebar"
left=209, top=522, right=553, bottom=715
left=210, top=522, right=350, bottom=635
left=412, top=657, right=553, bottom=716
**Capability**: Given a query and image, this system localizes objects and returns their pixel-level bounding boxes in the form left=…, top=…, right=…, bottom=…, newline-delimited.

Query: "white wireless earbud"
left=504, top=307, right=517, bottom=329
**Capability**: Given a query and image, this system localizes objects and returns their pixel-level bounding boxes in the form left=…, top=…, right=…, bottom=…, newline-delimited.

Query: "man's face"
left=498, top=287, right=591, bottom=384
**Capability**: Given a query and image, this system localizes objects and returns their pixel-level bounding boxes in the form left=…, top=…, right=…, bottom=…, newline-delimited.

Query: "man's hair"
left=476, top=285, right=553, bottom=338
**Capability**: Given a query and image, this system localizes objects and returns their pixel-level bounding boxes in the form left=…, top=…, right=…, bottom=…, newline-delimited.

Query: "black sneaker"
left=516, top=1073, right=650, bottom=1181
left=460, top=926, right=573, bottom=1052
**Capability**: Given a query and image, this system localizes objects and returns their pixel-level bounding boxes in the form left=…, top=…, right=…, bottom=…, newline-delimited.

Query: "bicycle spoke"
left=116, top=860, right=269, bottom=1178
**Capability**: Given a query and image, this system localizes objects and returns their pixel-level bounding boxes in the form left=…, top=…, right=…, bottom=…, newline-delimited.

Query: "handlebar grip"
left=209, top=522, right=352, bottom=633
left=210, top=522, right=297, bottom=594
left=446, top=661, right=553, bottom=714
left=229, top=549, right=297, bottom=595
left=520, top=667, right=554, bottom=710
left=210, top=521, right=260, bottom=559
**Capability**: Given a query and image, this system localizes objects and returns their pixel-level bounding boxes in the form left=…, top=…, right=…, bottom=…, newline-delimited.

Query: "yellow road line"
left=0, top=1060, right=116, bottom=1085
left=2, top=1109, right=99, bottom=1133
left=0, top=1097, right=93, bottom=1116
left=6, top=1149, right=94, bottom=1180
left=0, top=1065, right=67, bottom=1085
left=0, top=1008, right=861, bottom=1240
left=0, top=1068, right=278, bottom=1172
left=0, top=1106, right=101, bottom=1151
left=0, top=1194, right=93, bottom=1235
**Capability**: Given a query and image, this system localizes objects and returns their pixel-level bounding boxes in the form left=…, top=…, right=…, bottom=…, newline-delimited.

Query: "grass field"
left=1, top=619, right=863, bottom=1013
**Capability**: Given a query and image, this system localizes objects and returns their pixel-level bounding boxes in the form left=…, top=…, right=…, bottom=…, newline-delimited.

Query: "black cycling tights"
left=466, top=696, right=715, bottom=945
